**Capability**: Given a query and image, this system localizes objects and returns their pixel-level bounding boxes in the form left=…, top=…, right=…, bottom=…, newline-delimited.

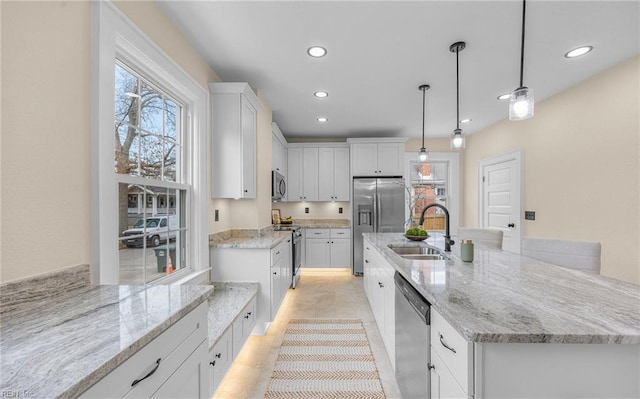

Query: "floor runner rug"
left=264, top=319, right=386, bottom=399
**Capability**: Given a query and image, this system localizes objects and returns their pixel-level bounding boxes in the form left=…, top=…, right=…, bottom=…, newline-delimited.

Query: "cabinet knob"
left=244, top=190, right=248, bottom=193
left=428, top=362, right=435, bottom=370
left=215, top=353, right=222, bottom=359
left=378, top=282, right=384, bottom=288
left=273, top=271, right=277, bottom=275
left=210, top=361, right=216, bottom=367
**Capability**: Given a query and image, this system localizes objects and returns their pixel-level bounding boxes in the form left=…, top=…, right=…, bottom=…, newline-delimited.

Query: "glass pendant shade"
left=450, top=129, right=465, bottom=149
left=509, top=86, right=534, bottom=120
left=418, top=147, right=428, bottom=162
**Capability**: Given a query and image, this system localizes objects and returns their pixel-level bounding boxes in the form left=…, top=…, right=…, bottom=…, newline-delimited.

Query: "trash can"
left=153, top=245, right=176, bottom=273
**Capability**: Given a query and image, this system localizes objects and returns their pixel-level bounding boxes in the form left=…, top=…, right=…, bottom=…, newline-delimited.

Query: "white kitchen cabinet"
left=305, top=229, right=351, bottom=268
left=81, top=302, right=209, bottom=399
left=349, top=140, right=404, bottom=176
left=210, top=238, right=291, bottom=334
left=430, top=349, right=467, bottom=399
left=362, top=238, right=395, bottom=369
left=318, top=147, right=350, bottom=201
left=208, top=327, right=232, bottom=395
left=272, top=122, right=287, bottom=177
left=210, top=82, right=262, bottom=199
left=287, top=147, right=319, bottom=201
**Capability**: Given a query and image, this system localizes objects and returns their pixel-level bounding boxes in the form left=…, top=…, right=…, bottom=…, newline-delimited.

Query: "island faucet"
left=418, top=203, right=455, bottom=252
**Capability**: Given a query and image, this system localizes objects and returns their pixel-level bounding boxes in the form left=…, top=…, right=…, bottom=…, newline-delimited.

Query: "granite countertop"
left=210, top=230, right=291, bottom=249
left=0, top=284, right=214, bottom=398
left=364, top=233, right=640, bottom=344
left=295, top=219, right=351, bottom=228
left=207, top=282, right=259, bottom=349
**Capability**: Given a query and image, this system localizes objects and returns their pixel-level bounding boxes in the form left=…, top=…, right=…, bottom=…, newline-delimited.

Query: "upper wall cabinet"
left=287, top=147, right=319, bottom=201
left=348, top=139, right=405, bottom=177
left=272, top=122, right=287, bottom=178
left=210, top=82, right=263, bottom=199
left=318, top=147, right=350, bottom=201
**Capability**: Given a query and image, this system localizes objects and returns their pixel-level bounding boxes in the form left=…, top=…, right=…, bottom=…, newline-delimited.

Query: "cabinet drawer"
left=271, top=241, right=286, bottom=265
left=431, top=308, right=472, bottom=393
left=330, top=228, right=351, bottom=239
left=81, top=302, right=208, bottom=399
left=306, top=228, right=329, bottom=238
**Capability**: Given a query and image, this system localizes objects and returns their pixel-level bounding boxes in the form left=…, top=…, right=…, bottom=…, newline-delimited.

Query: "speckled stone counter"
left=209, top=228, right=291, bottom=249
left=364, top=233, right=640, bottom=344
left=0, top=283, right=214, bottom=398
left=295, top=218, right=351, bottom=228
left=207, top=282, right=259, bottom=349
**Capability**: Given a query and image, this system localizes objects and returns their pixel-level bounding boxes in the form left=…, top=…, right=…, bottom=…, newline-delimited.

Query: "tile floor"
left=212, top=268, right=402, bottom=399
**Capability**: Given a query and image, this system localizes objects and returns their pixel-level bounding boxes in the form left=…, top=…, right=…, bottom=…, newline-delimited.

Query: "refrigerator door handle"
left=375, top=192, right=381, bottom=232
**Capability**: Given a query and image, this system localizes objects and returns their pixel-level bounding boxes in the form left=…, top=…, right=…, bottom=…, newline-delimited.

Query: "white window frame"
left=92, top=1, right=208, bottom=284
left=404, top=152, right=460, bottom=236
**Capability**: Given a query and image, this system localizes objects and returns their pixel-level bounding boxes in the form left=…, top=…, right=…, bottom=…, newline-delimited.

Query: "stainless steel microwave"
left=272, top=170, right=286, bottom=201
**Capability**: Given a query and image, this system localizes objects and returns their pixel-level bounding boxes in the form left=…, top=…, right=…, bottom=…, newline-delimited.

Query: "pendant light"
left=450, top=41, right=466, bottom=149
left=509, top=0, right=534, bottom=121
left=418, top=84, right=430, bottom=162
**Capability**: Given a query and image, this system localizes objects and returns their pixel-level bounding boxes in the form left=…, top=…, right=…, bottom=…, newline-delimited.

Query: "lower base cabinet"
left=305, top=229, right=351, bottom=268
left=209, top=296, right=256, bottom=395
left=80, top=302, right=209, bottom=399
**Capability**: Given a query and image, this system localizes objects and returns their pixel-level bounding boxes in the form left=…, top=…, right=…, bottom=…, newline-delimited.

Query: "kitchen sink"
left=388, top=245, right=448, bottom=260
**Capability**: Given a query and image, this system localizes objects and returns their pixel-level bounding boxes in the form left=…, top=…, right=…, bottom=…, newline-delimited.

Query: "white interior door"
left=479, top=151, right=521, bottom=253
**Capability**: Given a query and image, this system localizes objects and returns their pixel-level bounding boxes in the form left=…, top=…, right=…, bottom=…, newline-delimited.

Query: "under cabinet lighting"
left=565, top=46, right=593, bottom=58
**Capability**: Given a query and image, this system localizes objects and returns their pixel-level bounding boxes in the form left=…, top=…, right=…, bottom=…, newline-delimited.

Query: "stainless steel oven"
left=275, top=225, right=302, bottom=288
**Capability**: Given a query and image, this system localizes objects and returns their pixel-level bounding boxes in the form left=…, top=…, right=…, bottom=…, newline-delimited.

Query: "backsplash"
left=272, top=201, right=350, bottom=220
left=0, top=264, right=90, bottom=315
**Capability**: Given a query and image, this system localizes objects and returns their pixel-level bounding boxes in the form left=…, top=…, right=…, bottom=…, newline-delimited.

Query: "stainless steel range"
left=274, top=225, right=303, bottom=288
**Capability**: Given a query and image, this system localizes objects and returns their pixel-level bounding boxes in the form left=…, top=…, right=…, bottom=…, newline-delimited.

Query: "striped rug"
left=264, top=319, right=386, bottom=399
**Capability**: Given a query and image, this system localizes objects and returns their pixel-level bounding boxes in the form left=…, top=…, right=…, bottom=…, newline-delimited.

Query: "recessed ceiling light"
left=497, top=93, right=511, bottom=100
left=459, top=118, right=472, bottom=124
left=307, top=46, right=327, bottom=58
left=317, top=117, right=328, bottom=123
left=314, top=91, right=329, bottom=98
left=564, top=46, right=593, bottom=58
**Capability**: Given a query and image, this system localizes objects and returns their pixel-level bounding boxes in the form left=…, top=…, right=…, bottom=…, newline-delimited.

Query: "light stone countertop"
left=0, top=284, right=214, bottom=398
left=364, top=233, right=640, bottom=344
left=207, top=282, right=259, bottom=349
left=209, top=230, right=291, bottom=249
left=294, top=218, right=351, bottom=228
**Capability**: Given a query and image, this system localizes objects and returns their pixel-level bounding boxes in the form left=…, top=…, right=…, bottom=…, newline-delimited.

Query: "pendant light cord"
left=519, top=0, right=527, bottom=88
left=421, top=87, right=426, bottom=148
left=456, top=48, right=460, bottom=130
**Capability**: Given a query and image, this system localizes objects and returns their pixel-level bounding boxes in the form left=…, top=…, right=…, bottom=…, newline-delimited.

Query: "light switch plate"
left=338, top=207, right=343, bottom=214
left=305, top=207, right=309, bottom=214
left=525, top=211, right=535, bottom=220
left=215, top=209, right=219, bottom=221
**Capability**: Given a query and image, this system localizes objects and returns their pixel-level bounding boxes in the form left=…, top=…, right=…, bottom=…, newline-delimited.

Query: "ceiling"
left=158, top=1, right=639, bottom=140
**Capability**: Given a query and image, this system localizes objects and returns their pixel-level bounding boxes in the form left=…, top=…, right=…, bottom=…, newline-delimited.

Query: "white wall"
left=0, top=0, right=228, bottom=282
left=463, top=55, right=639, bottom=284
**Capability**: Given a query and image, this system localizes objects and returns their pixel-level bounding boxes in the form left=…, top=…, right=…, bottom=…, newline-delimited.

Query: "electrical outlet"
left=525, top=211, right=535, bottom=221
left=338, top=207, right=343, bottom=214
left=305, top=207, right=309, bottom=214
left=214, top=209, right=219, bottom=221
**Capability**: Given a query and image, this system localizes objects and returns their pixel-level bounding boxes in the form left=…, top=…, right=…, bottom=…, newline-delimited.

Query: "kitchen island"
left=364, top=233, right=640, bottom=398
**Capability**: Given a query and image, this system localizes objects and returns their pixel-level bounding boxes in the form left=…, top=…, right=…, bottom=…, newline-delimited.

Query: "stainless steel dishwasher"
left=395, top=271, right=430, bottom=398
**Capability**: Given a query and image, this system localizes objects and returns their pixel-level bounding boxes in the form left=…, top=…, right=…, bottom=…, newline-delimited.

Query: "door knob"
left=508, top=223, right=515, bottom=228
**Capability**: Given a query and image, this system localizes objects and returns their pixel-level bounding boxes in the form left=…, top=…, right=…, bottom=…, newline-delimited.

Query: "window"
left=114, top=62, right=187, bottom=284
left=404, top=152, right=460, bottom=235
left=94, top=2, right=208, bottom=285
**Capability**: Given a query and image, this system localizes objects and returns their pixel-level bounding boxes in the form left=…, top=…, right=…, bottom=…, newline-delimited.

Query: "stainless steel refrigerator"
left=352, top=177, right=406, bottom=275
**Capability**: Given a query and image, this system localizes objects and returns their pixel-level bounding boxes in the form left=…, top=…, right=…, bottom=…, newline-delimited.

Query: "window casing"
left=94, top=2, right=208, bottom=285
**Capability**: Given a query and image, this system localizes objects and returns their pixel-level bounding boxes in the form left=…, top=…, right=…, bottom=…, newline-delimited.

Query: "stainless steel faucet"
left=418, top=203, right=455, bottom=252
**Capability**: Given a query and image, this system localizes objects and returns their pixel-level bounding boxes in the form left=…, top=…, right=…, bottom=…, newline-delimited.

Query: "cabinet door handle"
left=210, top=360, right=216, bottom=367
left=378, top=282, right=384, bottom=288
left=215, top=353, right=222, bottom=358
left=428, top=362, right=435, bottom=370
left=276, top=251, right=280, bottom=255
left=439, top=334, right=457, bottom=354
left=244, top=189, right=248, bottom=193
left=287, top=239, right=291, bottom=243
left=508, top=223, right=515, bottom=228
left=273, top=271, right=277, bottom=275
left=131, top=358, right=161, bottom=387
